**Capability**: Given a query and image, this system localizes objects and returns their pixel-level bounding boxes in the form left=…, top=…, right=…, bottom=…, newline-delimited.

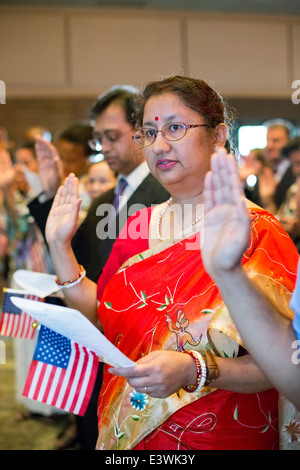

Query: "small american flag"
left=0, top=289, right=39, bottom=339
left=23, top=325, right=99, bottom=416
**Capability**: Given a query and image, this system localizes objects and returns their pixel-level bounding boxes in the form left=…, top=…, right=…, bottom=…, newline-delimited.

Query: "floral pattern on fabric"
left=96, top=207, right=298, bottom=450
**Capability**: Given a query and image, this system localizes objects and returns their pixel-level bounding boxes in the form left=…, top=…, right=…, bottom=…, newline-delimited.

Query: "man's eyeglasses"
left=88, top=129, right=133, bottom=151
left=132, top=122, right=208, bottom=147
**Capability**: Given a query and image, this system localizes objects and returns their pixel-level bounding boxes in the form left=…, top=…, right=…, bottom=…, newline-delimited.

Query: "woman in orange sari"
left=46, top=75, right=298, bottom=450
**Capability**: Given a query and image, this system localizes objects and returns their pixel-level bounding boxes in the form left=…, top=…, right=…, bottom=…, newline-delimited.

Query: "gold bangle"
left=204, top=350, right=220, bottom=385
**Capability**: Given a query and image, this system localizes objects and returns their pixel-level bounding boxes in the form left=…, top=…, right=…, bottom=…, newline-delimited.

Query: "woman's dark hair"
left=136, top=75, right=227, bottom=130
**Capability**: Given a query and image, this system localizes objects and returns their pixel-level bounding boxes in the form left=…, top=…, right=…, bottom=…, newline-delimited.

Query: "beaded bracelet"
left=55, top=265, right=86, bottom=289
left=183, top=350, right=207, bottom=393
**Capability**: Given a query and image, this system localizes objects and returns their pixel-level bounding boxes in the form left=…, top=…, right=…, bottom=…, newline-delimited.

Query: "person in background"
left=15, top=140, right=39, bottom=173
left=0, top=144, right=56, bottom=423
left=276, top=137, right=300, bottom=252
left=0, top=129, right=14, bottom=294
left=0, top=189, right=8, bottom=294
left=55, top=123, right=92, bottom=180
left=0, top=141, right=52, bottom=275
left=26, top=124, right=95, bottom=449
left=28, top=122, right=94, bottom=234
left=242, top=148, right=272, bottom=206
left=265, top=122, right=290, bottom=175
left=85, top=160, right=116, bottom=202
left=247, top=121, right=293, bottom=214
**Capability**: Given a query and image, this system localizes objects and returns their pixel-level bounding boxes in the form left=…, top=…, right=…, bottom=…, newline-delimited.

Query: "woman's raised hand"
left=45, top=173, right=82, bottom=247
left=202, top=148, right=251, bottom=277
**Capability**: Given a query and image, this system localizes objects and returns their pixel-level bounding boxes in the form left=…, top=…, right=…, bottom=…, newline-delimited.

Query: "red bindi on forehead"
left=155, top=116, right=159, bottom=121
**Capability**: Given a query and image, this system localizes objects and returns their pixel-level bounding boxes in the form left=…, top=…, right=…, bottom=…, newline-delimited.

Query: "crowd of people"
left=0, top=74, right=299, bottom=450
left=0, top=122, right=118, bottom=448
left=241, top=124, right=300, bottom=250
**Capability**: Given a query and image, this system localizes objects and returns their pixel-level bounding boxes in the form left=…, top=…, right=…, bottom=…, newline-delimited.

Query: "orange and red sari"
left=96, top=207, right=298, bottom=450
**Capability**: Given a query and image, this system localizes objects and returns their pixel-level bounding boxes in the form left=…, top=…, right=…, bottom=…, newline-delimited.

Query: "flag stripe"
left=26, top=361, right=43, bottom=399
left=8, top=313, right=17, bottom=337
left=5, top=313, right=14, bottom=336
left=61, top=342, right=81, bottom=411
left=33, top=362, right=48, bottom=401
left=68, top=344, right=88, bottom=414
left=10, top=313, right=20, bottom=337
left=20, top=295, right=34, bottom=339
left=18, top=312, right=31, bottom=339
left=45, top=366, right=64, bottom=406
left=0, top=313, right=10, bottom=336
left=75, top=351, right=98, bottom=416
left=0, top=292, right=38, bottom=339
left=23, top=358, right=38, bottom=397
left=26, top=295, right=35, bottom=339
left=42, top=366, right=58, bottom=404
left=54, top=343, right=77, bottom=411
left=37, top=364, right=52, bottom=402
left=50, top=367, right=67, bottom=409
left=16, top=312, right=25, bottom=338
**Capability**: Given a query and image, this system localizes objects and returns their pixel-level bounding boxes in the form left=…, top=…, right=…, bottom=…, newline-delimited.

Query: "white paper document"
left=11, top=296, right=135, bottom=368
left=13, top=270, right=61, bottom=298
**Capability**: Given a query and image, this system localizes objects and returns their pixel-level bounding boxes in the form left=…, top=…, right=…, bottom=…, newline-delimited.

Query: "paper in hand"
left=11, top=296, right=135, bottom=368
left=13, top=270, right=60, bottom=298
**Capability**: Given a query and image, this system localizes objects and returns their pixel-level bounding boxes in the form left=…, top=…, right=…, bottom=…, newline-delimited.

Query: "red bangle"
left=182, top=350, right=203, bottom=393
left=55, top=265, right=85, bottom=287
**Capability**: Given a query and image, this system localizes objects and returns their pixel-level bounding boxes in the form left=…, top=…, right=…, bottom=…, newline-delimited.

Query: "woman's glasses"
left=132, top=122, right=208, bottom=147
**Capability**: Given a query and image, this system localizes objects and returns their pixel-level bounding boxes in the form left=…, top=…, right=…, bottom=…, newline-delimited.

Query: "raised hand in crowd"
left=0, top=148, right=15, bottom=190
left=34, top=136, right=63, bottom=200
left=0, top=148, right=18, bottom=222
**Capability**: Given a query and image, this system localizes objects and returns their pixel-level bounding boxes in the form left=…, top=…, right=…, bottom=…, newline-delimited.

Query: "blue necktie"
left=112, top=177, right=127, bottom=211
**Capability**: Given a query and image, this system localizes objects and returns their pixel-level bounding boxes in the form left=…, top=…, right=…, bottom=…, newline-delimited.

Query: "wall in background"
left=0, top=6, right=299, bottom=97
